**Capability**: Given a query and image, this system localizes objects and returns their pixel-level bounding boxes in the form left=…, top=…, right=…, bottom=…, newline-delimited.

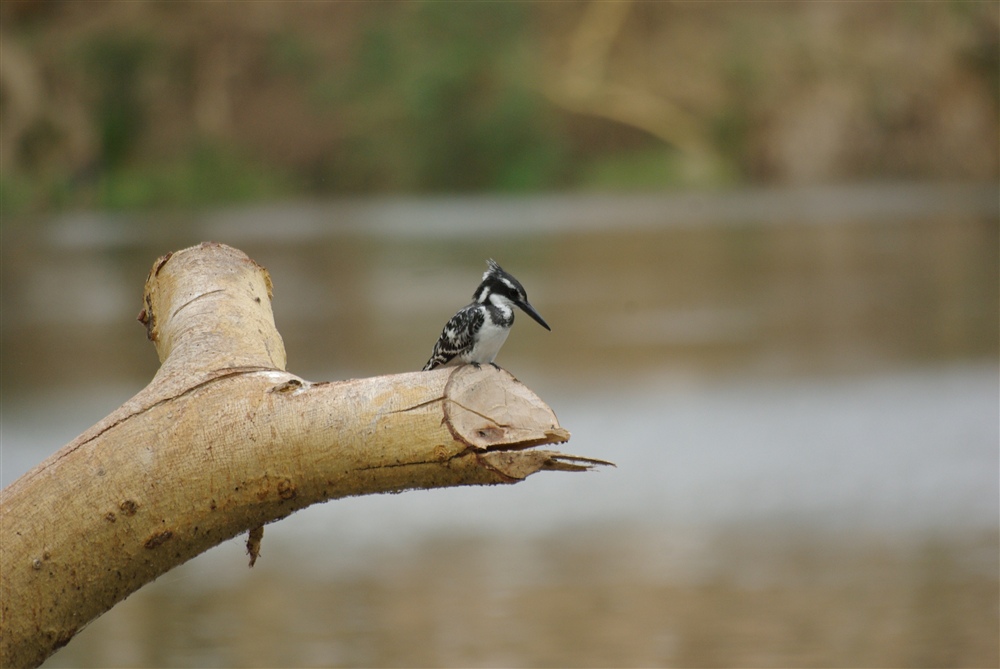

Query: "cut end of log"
left=443, top=365, right=571, bottom=451
left=140, top=242, right=287, bottom=370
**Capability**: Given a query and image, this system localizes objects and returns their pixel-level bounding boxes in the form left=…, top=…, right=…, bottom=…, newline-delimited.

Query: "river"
left=2, top=183, right=996, bottom=666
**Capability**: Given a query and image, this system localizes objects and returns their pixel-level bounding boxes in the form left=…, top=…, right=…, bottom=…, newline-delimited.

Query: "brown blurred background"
left=2, top=2, right=998, bottom=667
left=2, top=1, right=997, bottom=208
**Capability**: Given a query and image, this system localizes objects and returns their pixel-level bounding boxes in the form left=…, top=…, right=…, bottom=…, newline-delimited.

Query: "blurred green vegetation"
left=1, top=144, right=296, bottom=214
left=81, top=34, right=152, bottom=174
left=302, top=3, right=572, bottom=194
left=0, top=1, right=996, bottom=216
left=94, top=144, right=297, bottom=210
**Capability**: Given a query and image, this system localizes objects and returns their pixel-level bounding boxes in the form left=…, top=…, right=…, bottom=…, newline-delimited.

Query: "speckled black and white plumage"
left=422, top=259, right=550, bottom=371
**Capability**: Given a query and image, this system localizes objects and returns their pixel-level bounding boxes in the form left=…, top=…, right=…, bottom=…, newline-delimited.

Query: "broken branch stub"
left=0, top=242, right=611, bottom=668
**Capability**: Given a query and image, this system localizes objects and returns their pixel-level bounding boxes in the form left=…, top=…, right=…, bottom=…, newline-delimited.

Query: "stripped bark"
left=0, top=242, right=609, bottom=668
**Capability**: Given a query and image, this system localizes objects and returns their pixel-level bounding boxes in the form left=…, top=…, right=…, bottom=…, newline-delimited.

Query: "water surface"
left=1, top=184, right=996, bottom=666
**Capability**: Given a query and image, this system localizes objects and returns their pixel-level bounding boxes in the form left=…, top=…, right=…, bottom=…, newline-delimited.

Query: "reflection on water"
left=1, top=184, right=997, bottom=666
left=42, top=528, right=999, bottom=668
left=3, top=183, right=996, bottom=389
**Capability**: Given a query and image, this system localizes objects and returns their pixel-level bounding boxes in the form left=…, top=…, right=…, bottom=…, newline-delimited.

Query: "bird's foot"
left=468, top=361, right=503, bottom=372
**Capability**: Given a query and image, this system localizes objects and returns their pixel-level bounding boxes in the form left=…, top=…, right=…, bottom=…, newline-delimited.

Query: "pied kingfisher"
left=422, top=259, right=550, bottom=371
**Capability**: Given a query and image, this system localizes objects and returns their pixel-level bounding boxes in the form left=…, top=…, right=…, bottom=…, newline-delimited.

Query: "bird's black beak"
left=516, top=299, right=551, bottom=331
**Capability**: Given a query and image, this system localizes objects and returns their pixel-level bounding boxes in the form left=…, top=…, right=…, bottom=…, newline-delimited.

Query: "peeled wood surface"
left=0, top=242, right=610, bottom=668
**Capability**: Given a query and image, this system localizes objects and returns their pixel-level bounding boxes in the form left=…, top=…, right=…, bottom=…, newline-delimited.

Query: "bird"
left=422, top=259, right=550, bottom=371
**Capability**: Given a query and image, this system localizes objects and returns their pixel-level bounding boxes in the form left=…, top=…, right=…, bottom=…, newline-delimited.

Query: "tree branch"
left=543, top=0, right=715, bottom=161
left=0, top=242, right=610, bottom=668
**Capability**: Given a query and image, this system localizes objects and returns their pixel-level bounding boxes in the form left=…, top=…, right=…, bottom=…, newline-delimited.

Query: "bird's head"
left=474, top=259, right=551, bottom=331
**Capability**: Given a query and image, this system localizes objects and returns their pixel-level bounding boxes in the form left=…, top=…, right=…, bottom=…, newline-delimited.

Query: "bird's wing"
left=422, top=306, right=484, bottom=370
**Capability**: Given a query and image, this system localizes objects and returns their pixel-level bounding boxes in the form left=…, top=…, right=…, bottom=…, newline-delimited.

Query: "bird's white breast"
left=462, top=319, right=510, bottom=364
